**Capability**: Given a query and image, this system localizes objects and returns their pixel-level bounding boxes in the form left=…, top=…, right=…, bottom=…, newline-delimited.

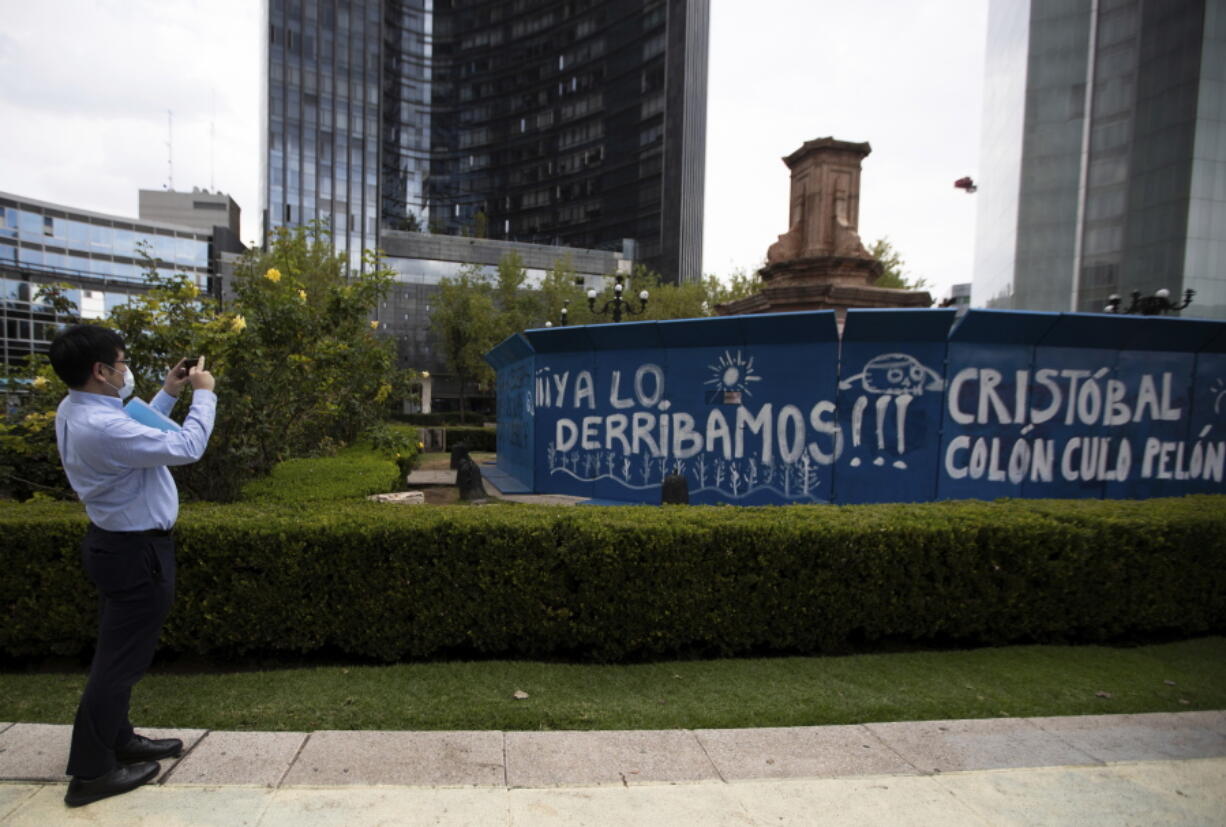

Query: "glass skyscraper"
left=973, top=0, right=1225, bottom=319
left=263, top=0, right=709, bottom=282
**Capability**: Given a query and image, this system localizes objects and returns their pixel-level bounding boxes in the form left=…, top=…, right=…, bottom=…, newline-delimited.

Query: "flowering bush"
left=365, top=422, right=423, bottom=489
left=0, top=356, right=71, bottom=500
left=167, top=223, right=404, bottom=500
left=1, top=224, right=408, bottom=502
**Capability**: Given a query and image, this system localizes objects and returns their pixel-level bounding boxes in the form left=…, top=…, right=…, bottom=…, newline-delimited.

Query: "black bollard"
left=456, top=455, right=487, bottom=501
left=660, top=473, right=689, bottom=505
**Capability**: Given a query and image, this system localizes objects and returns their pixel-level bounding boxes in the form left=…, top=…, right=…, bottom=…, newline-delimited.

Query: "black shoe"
left=64, top=761, right=159, bottom=808
left=116, top=734, right=183, bottom=763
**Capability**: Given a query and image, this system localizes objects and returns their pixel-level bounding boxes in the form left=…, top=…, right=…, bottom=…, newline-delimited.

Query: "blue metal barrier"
left=485, top=309, right=1226, bottom=504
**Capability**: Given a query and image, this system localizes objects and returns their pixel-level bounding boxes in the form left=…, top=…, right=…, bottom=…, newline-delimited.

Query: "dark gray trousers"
left=66, top=524, right=175, bottom=779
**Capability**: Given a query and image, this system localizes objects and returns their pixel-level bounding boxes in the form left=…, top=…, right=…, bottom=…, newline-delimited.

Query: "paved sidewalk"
left=0, top=712, right=1223, bottom=824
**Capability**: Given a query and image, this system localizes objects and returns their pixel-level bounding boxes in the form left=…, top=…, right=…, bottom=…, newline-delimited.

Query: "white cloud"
left=0, top=0, right=263, bottom=245
left=1, top=0, right=987, bottom=293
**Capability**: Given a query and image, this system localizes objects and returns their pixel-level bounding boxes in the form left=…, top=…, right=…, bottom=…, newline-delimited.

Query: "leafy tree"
left=428, top=259, right=768, bottom=414
left=632, top=267, right=708, bottom=321
left=171, top=223, right=400, bottom=500
left=868, top=237, right=930, bottom=290
left=0, top=284, right=82, bottom=500
left=0, top=354, right=72, bottom=500
left=430, top=264, right=500, bottom=415
left=493, top=252, right=542, bottom=338
left=703, top=268, right=763, bottom=309
left=535, top=256, right=589, bottom=327
left=1, top=223, right=403, bottom=502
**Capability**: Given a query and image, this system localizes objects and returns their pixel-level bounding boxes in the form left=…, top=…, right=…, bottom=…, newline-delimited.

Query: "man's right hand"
left=189, top=356, right=216, bottom=392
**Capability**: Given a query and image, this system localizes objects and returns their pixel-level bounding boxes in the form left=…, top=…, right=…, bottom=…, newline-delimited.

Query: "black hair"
left=48, top=325, right=126, bottom=389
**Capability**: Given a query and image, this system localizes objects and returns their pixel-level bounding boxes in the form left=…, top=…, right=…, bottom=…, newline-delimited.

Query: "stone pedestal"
left=715, top=137, right=932, bottom=321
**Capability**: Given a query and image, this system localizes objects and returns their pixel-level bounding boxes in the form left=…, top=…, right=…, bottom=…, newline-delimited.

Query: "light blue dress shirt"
left=55, top=388, right=217, bottom=531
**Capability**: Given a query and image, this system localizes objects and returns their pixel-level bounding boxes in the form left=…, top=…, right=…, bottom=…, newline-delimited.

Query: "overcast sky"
left=0, top=0, right=987, bottom=301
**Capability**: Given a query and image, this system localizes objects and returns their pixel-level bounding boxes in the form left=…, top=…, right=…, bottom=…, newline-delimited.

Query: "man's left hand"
left=162, top=358, right=192, bottom=397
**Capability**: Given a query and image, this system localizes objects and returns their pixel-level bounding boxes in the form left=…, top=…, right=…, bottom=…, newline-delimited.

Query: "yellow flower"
left=370, top=320, right=379, bottom=329
left=417, top=441, right=424, bottom=450
left=22, top=411, right=55, bottom=433
left=298, top=289, right=307, bottom=301
left=264, top=268, right=282, bottom=282
left=184, top=284, right=199, bottom=298
left=32, top=376, right=48, bottom=389
left=231, top=314, right=247, bottom=332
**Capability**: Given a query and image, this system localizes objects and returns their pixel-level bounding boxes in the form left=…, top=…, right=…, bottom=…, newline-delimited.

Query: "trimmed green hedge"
left=444, top=426, right=497, bottom=453
left=239, top=444, right=401, bottom=503
left=2, top=496, right=1223, bottom=662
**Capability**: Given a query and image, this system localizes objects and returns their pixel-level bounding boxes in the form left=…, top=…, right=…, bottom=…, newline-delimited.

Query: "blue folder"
left=124, top=397, right=181, bottom=432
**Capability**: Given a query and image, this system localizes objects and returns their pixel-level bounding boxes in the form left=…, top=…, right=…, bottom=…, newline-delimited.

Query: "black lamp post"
left=588, top=275, right=648, bottom=322
left=1104, top=288, right=1195, bottom=316
left=544, top=300, right=570, bottom=328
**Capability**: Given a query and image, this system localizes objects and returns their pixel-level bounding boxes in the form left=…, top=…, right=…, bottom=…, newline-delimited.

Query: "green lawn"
left=3, top=638, right=1222, bottom=732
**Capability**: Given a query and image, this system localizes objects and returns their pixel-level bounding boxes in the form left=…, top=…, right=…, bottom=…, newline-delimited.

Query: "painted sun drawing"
left=705, top=350, right=762, bottom=396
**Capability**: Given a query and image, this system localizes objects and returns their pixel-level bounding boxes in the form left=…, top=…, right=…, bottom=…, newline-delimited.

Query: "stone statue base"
left=718, top=136, right=933, bottom=322
left=717, top=256, right=931, bottom=321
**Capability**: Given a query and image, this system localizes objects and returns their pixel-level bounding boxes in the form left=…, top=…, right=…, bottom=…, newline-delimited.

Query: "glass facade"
left=973, top=0, right=1225, bottom=319
left=1181, top=0, right=1226, bottom=319
left=974, top=0, right=1031, bottom=309
left=264, top=0, right=383, bottom=271
left=0, top=194, right=212, bottom=364
left=381, top=0, right=433, bottom=238
left=263, top=0, right=708, bottom=283
left=1015, top=0, right=1092, bottom=312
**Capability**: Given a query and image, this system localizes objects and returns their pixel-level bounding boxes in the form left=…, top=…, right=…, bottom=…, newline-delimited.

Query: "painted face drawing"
left=843, top=353, right=943, bottom=396
left=839, top=353, right=944, bottom=469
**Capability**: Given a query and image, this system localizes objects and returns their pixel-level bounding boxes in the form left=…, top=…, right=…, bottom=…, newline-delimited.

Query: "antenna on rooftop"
left=166, top=110, right=175, bottom=191
left=209, top=89, right=216, bottom=191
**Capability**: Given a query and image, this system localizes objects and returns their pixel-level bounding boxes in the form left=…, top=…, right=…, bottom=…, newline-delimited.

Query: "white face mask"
left=104, top=363, right=135, bottom=400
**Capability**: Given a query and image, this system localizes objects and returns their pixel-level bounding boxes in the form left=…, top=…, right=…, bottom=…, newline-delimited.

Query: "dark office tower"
left=419, top=0, right=708, bottom=282
left=380, top=0, right=432, bottom=240
left=264, top=0, right=383, bottom=271
left=264, top=0, right=709, bottom=283
left=973, top=0, right=1225, bottom=319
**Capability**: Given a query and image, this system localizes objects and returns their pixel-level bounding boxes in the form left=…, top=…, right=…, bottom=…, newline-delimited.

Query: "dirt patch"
left=416, top=451, right=495, bottom=471
left=422, top=485, right=461, bottom=505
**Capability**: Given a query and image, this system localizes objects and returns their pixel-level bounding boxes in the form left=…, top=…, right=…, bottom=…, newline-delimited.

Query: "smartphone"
left=182, top=358, right=199, bottom=369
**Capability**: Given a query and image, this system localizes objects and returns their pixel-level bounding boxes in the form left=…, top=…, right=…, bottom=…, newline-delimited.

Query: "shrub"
left=365, top=421, right=423, bottom=488
left=237, top=444, right=400, bottom=503
left=2, top=496, right=1222, bottom=662
left=2, top=226, right=407, bottom=503
left=444, top=426, right=497, bottom=453
left=0, top=357, right=72, bottom=501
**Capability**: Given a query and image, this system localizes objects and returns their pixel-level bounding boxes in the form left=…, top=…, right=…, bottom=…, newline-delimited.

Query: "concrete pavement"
left=0, top=712, right=1224, bottom=824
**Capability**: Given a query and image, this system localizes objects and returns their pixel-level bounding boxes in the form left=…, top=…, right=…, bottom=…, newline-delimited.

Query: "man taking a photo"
left=48, top=324, right=216, bottom=808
